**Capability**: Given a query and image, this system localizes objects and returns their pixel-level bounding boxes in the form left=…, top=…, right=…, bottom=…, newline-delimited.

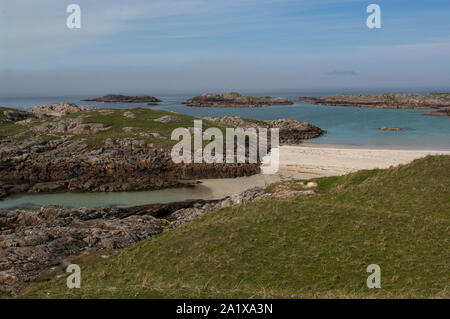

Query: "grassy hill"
left=19, top=155, right=450, bottom=298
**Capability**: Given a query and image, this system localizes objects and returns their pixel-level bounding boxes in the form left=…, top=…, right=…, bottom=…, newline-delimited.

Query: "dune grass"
left=18, top=155, right=450, bottom=298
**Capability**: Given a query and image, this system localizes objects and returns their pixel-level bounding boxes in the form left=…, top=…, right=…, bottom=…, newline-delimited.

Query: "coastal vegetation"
left=18, top=155, right=450, bottom=298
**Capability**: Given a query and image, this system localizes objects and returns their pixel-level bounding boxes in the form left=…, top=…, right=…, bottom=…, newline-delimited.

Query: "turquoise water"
left=1, top=91, right=448, bottom=149
left=155, top=102, right=450, bottom=149
left=0, top=185, right=215, bottom=210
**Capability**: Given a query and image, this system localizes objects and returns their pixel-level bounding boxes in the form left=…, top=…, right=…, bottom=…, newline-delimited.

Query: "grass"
left=17, top=155, right=450, bottom=299
left=0, top=107, right=228, bottom=149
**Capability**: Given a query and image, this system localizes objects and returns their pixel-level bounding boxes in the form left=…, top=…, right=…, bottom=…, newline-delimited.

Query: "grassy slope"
left=0, top=107, right=227, bottom=149
left=18, top=155, right=449, bottom=298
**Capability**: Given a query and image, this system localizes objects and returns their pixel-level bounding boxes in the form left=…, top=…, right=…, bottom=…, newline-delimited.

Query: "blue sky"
left=1, top=0, right=449, bottom=93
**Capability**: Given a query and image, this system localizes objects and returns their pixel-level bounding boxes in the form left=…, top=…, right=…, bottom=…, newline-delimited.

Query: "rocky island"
left=82, top=94, right=162, bottom=105
left=183, top=92, right=294, bottom=108
left=304, top=93, right=450, bottom=117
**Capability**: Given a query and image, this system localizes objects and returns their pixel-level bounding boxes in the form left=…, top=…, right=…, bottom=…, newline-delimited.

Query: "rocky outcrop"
left=2, top=110, right=31, bottom=122
left=305, top=93, right=450, bottom=117
left=31, top=117, right=110, bottom=135
left=154, top=115, right=181, bottom=123
left=82, top=94, right=162, bottom=105
left=0, top=136, right=260, bottom=200
left=204, top=116, right=326, bottom=144
left=0, top=187, right=268, bottom=295
left=184, top=92, right=294, bottom=108
left=378, top=127, right=403, bottom=131
left=29, top=103, right=91, bottom=117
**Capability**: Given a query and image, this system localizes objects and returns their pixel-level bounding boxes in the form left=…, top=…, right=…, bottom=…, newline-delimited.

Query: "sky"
left=1, top=0, right=450, bottom=94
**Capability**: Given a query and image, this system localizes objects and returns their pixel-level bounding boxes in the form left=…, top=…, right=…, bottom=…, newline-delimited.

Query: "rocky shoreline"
left=82, top=94, right=162, bottom=105
left=0, top=136, right=259, bottom=200
left=0, top=187, right=269, bottom=295
left=304, top=93, right=450, bottom=117
left=184, top=92, right=293, bottom=108
left=205, top=116, right=326, bottom=144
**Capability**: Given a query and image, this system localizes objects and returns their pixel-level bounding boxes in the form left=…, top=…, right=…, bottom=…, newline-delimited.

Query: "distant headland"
left=302, top=93, right=450, bottom=117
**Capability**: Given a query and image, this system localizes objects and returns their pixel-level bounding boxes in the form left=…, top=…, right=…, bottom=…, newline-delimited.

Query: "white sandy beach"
left=198, top=144, right=450, bottom=197
left=277, top=143, right=450, bottom=179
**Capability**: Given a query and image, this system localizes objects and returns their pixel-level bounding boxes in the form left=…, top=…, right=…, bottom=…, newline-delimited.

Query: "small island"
left=82, top=94, right=162, bottom=105
left=304, top=93, right=450, bottom=117
left=183, top=92, right=294, bottom=108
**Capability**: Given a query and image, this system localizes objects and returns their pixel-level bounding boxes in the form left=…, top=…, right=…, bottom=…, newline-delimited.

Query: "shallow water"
left=0, top=187, right=210, bottom=210
left=0, top=175, right=279, bottom=210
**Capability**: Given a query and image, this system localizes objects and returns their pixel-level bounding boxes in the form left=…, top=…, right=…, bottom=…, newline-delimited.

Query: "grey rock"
left=154, top=115, right=181, bottom=123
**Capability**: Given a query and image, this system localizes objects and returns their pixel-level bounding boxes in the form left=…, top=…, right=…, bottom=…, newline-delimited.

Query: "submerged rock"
left=378, top=127, right=404, bottom=131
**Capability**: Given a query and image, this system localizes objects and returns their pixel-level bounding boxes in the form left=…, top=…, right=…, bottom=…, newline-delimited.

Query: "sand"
left=198, top=144, right=450, bottom=197
left=277, top=144, right=450, bottom=179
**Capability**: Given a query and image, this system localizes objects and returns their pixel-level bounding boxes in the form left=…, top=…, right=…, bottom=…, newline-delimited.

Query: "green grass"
left=0, top=107, right=228, bottom=149
left=18, top=155, right=450, bottom=299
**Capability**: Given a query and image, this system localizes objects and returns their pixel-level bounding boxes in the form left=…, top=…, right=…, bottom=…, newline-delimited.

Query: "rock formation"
left=0, top=136, right=260, bottom=200
left=184, top=92, right=293, bottom=108
left=204, top=116, right=326, bottom=144
left=29, top=102, right=91, bottom=117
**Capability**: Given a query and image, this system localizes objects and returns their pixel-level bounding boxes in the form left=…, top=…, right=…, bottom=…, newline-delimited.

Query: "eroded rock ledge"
left=304, top=93, right=450, bottom=117
left=184, top=92, right=294, bottom=108
left=0, top=137, right=259, bottom=200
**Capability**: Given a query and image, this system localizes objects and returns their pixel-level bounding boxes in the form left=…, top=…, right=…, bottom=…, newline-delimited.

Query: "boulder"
left=154, top=115, right=181, bottom=123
